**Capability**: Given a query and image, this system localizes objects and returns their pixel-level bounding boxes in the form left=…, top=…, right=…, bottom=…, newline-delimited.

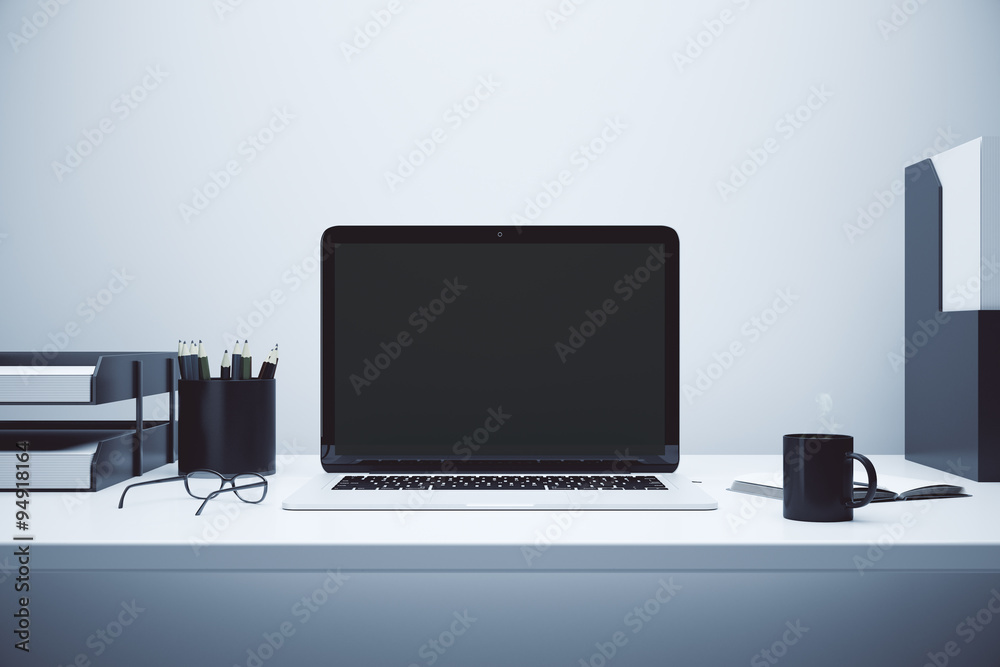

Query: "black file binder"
left=904, top=160, right=1000, bottom=481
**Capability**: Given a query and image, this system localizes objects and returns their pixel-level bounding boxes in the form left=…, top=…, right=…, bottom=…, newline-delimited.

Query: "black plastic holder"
left=0, top=351, right=178, bottom=491
left=178, top=379, right=276, bottom=476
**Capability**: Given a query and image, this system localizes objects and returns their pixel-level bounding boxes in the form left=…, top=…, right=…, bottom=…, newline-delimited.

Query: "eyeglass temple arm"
left=195, top=481, right=268, bottom=516
left=117, top=475, right=187, bottom=509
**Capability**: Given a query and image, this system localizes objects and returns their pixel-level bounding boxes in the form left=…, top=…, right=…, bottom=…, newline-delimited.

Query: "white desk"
left=5, top=455, right=1000, bottom=666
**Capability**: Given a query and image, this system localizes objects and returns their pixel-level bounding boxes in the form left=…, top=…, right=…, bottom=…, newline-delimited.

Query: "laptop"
left=283, top=225, right=717, bottom=510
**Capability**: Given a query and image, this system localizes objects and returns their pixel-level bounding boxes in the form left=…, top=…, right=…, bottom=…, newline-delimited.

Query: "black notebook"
left=729, top=474, right=969, bottom=503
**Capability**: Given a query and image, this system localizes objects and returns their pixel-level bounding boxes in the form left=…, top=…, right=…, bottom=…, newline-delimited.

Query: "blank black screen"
left=328, top=235, right=674, bottom=458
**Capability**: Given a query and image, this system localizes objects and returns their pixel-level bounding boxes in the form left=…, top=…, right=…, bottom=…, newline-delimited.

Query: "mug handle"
left=845, top=452, right=878, bottom=509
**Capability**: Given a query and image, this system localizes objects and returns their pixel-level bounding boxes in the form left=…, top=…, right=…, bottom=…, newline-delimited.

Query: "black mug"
left=783, top=434, right=877, bottom=522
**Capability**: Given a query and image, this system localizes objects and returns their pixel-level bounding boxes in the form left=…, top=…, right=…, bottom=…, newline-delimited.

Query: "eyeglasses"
left=118, top=469, right=268, bottom=516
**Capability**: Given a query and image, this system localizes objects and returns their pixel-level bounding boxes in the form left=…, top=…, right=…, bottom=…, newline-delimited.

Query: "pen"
left=198, top=340, right=211, bottom=380
left=232, top=341, right=242, bottom=381
left=241, top=340, right=252, bottom=380
left=221, top=349, right=232, bottom=380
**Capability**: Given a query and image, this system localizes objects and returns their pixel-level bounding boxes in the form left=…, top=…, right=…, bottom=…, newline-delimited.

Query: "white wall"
left=2, top=0, right=998, bottom=455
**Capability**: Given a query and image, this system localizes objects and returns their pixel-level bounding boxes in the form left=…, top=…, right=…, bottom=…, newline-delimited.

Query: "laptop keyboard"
left=332, top=475, right=667, bottom=491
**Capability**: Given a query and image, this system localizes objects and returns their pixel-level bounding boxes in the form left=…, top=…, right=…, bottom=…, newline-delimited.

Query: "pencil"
left=241, top=340, right=252, bottom=380
left=198, top=340, right=211, bottom=380
left=232, top=340, right=242, bottom=381
left=268, top=344, right=279, bottom=379
left=179, top=341, right=191, bottom=380
left=259, top=346, right=279, bottom=379
left=257, top=348, right=272, bottom=379
left=187, top=339, right=199, bottom=380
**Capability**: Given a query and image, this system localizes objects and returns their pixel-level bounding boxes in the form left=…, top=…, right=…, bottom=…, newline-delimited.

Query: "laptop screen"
left=322, top=226, right=678, bottom=467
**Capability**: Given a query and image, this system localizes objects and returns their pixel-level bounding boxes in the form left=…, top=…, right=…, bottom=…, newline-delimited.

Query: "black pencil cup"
left=178, top=379, right=276, bottom=476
